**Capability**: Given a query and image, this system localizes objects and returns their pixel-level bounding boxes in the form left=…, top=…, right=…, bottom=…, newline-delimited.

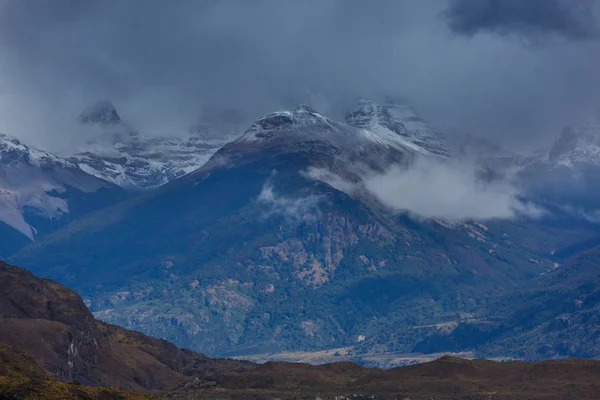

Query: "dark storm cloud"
left=0, top=0, right=599, bottom=151
left=444, top=0, right=600, bottom=41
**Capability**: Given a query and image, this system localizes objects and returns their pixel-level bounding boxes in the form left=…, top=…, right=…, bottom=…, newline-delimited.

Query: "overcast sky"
left=0, top=0, right=599, bottom=151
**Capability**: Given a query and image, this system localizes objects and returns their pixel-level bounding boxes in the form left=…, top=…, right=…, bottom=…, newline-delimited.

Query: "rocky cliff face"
left=0, top=261, right=104, bottom=381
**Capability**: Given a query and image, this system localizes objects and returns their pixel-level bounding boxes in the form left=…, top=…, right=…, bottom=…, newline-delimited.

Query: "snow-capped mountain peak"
left=345, top=99, right=449, bottom=157
left=204, top=102, right=455, bottom=180
left=0, top=133, right=115, bottom=241
left=230, top=101, right=454, bottom=162
left=548, top=123, right=600, bottom=167
left=68, top=101, right=243, bottom=189
left=237, top=105, right=335, bottom=143
left=0, top=133, right=75, bottom=169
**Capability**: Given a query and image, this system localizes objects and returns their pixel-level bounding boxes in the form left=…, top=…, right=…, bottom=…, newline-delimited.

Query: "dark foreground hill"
left=2, top=261, right=600, bottom=400
left=0, top=343, right=159, bottom=400
left=0, top=260, right=253, bottom=397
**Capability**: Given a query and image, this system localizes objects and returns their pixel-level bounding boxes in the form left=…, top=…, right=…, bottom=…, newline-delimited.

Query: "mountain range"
left=71, top=100, right=242, bottom=189
left=3, top=97, right=600, bottom=367
left=0, top=101, right=242, bottom=257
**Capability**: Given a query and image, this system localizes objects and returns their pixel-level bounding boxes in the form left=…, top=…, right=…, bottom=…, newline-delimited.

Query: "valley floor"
left=234, top=348, right=477, bottom=368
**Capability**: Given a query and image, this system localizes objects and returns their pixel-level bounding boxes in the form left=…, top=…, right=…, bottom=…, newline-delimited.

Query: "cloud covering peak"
left=308, top=158, right=544, bottom=222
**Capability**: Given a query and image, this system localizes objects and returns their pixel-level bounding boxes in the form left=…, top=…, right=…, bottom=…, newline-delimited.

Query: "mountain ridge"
left=66, top=101, right=243, bottom=189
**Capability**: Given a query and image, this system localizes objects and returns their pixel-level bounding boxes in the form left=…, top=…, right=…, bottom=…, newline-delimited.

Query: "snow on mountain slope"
left=74, top=98, right=513, bottom=190
left=0, top=133, right=115, bottom=240
left=73, top=133, right=213, bottom=189
left=510, top=118, right=600, bottom=211
left=344, top=99, right=537, bottom=181
left=345, top=99, right=449, bottom=157
left=196, top=102, right=459, bottom=201
left=221, top=104, right=425, bottom=175
left=68, top=101, right=242, bottom=189
left=547, top=123, right=600, bottom=168
left=515, top=120, right=600, bottom=178
left=231, top=101, right=450, bottom=158
left=511, top=115, right=600, bottom=173
left=235, top=105, right=337, bottom=144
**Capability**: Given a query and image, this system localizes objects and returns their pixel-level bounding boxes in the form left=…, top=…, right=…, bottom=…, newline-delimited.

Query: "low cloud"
left=557, top=204, right=600, bottom=223
left=257, top=180, right=323, bottom=222
left=308, top=159, right=544, bottom=221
